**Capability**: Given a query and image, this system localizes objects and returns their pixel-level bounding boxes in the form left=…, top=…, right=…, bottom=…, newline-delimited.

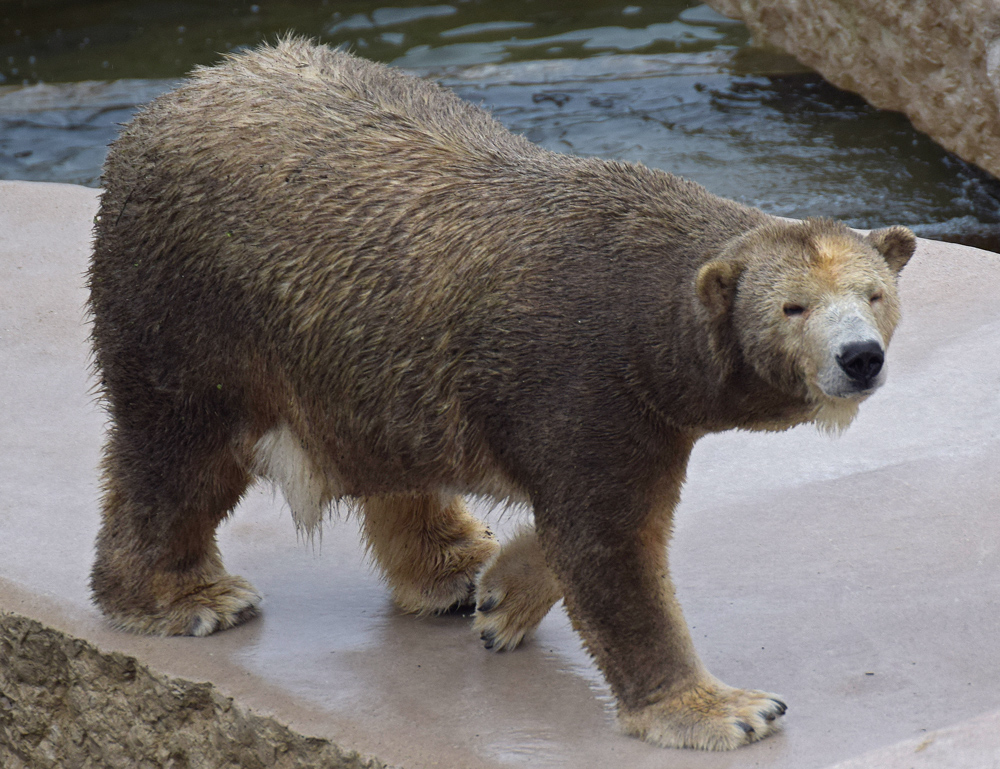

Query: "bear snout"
left=836, top=340, right=884, bottom=388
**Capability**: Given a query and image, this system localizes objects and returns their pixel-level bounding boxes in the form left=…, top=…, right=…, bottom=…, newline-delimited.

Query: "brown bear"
left=87, top=38, right=915, bottom=751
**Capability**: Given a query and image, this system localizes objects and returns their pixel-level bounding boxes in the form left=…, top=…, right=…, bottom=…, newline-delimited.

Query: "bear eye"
left=783, top=303, right=806, bottom=317
left=870, top=291, right=883, bottom=304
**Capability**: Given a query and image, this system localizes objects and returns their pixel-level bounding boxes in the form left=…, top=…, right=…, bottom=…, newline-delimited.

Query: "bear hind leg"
left=361, top=493, right=499, bottom=614
left=91, top=426, right=260, bottom=636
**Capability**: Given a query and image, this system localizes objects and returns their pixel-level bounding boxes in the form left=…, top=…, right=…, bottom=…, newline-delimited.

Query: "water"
left=2, top=0, right=999, bottom=250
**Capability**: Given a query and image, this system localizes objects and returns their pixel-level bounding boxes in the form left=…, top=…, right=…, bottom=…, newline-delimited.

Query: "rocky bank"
left=704, top=0, right=1000, bottom=179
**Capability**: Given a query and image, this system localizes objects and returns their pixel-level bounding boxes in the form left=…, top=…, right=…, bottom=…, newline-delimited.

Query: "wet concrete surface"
left=1, top=179, right=999, bottom=767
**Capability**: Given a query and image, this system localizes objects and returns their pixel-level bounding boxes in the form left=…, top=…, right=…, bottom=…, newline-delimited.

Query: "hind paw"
left=101, top=574, right=262, bottom=637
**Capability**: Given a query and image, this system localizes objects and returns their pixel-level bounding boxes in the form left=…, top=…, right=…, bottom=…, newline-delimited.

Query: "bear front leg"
left=536, top=465, right=786, bottom=750
left=608, top=543, right=788, bottom=750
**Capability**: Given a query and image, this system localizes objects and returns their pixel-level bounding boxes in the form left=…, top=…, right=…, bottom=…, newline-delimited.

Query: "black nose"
left=837, top=340, right=884, bottom=387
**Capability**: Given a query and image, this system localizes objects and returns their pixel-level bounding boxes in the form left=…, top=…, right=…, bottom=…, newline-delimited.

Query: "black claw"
left=762, top=710, right=776, bottom=722
left=737, top=722, right=755, bottom=735
left=483, top=638, right=494, bottom=650
left=439, top=598, right=476, bottom=617
left=771, top=699, right=788, bottom=716
left=477, top=596, right=498, bottom=614
left=235, top=605, right=260, bottom=624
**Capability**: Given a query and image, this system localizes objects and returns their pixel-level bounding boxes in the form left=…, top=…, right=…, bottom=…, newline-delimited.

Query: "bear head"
left=696, top=218, right=916, bottom=432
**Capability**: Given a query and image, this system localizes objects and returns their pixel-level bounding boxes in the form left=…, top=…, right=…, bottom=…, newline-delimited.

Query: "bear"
left=87, top=37, right=915, bottom=751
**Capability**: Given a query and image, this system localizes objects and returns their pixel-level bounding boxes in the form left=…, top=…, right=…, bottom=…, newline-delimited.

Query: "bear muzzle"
left=812, top=299, right=888, bottom=399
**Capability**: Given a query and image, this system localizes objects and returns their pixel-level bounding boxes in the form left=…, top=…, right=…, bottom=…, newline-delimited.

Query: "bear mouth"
left=810, top=394, right=865, bottom=434
left=824, top=381, right=882, bottom=399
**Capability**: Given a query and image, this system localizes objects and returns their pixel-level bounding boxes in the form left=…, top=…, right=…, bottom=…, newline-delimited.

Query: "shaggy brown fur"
left=88, top=38, right=915, bottom=750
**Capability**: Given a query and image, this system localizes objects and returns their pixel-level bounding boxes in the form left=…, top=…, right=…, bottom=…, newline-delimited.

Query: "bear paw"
left=388, top=534, right=500, bottom=616
left=361, top=494, right=500, bottom=615
left=103, top=575, right=262, bottom=637
left=391, top=569, right=477, bottom=615
left=619, top=678, right=787, bottom=750
left=473, top=584, right=554, bottom=651
left=473, top=529, right=563, bottom=651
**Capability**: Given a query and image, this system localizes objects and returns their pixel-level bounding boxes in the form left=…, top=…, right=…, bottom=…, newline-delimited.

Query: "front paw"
left=473, top=582, right=552, bottom=652
left=619, top=677, right=787, bottom=750
left=473, top=527, right=563, bottom=651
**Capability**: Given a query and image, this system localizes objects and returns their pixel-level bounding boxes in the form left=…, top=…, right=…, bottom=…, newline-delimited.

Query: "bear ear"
left=696, top=259, right=743, bottom=316
left=866, top=226, right=916, bottom=275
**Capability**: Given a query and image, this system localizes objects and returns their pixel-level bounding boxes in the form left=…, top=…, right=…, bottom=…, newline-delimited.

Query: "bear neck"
left=570, top=167, right=820, bottom=436
left=628, top=300, right=816, bottom=435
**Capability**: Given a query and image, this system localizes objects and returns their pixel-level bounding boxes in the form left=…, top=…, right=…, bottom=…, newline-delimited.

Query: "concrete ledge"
left=2, top=180, right=1000, bottom=768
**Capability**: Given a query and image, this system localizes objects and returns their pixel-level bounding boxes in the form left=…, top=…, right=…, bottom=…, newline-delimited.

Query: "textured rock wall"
left=0, top=612, right=388, bottom=769
left=704, top=0, right=1000, bottom=179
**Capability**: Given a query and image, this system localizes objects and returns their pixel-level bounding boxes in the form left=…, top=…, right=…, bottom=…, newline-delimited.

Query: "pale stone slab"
left=824, top=708, right=1000, bottom=769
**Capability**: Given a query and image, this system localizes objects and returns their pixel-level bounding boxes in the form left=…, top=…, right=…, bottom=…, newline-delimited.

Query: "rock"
left=0, top=612, right=386, bottom=769
left=703, top=0, right=1000, bottom=180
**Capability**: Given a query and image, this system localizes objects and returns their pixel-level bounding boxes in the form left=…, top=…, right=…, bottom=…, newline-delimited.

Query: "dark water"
left=2, top=1, right=999, bottom=250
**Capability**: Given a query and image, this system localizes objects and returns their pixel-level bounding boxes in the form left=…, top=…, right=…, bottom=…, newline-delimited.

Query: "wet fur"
left=88, top=39, right=915, bottom=750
